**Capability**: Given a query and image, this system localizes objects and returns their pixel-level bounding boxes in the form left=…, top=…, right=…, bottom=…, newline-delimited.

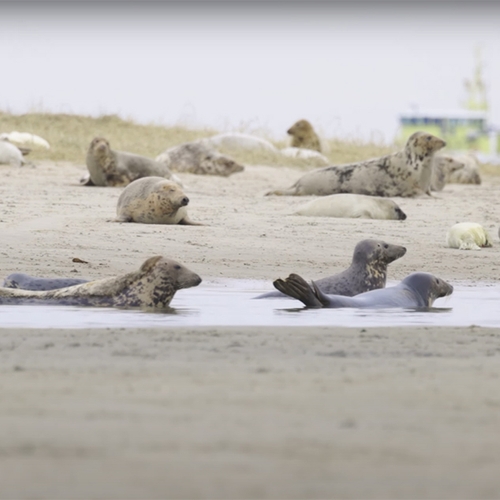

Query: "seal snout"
left=181, top=196, right=189, bottom=206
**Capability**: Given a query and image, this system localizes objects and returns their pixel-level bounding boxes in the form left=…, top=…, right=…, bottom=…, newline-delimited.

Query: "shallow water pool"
left=0, top=279, right=499, bottom=329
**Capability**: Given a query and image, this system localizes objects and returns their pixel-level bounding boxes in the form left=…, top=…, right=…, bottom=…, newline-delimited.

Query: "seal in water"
left=0, top=256, right=202, bottom=310
left=267, top=131, right=445, bottom=197
left=273, top=272, right=453, bottom=309
left=255, top=239, right=407, bottom=299
left=3, top=273, right=89, bottom=291
left=82, top=137, right=181, bottom=187
left=115, top=177, right=202, bottom=225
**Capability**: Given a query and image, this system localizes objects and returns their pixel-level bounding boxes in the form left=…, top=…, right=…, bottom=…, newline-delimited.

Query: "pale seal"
left=267, top=131, right=446, bottom=197
left=431, top=154, right=465, bottom=191
left=155, top=140, right=244, bottom=177
left=0, top=256, right=202, bottom=310
left=0, top=140, right=24, bottom=167
left=293, top=194, right=407, bottom=220
left=115, top=177, right=202, bottom=225
left=273, top=272, right=453, bottom=309
left=2, top=273, right=89, bottom=291
left=205, top=132, right=279, bottom=153
left=287, top=119, right=322, bottom=152
left=280, top=147, right=329, bottom=165
left=0, top=131, right=50, bottom=149
left=446, top=222, right=492, bottom=250
left=82, top=137, right=181, bottom=187
left=446, top=153, right=481, bottom=185
left=255, top=239, right=407, bottom=299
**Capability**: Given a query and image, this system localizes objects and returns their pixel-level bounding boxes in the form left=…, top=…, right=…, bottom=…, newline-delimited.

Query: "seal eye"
left=174, top=265, right=181, bottom=270
left=383, top=244, right=388, bottom=249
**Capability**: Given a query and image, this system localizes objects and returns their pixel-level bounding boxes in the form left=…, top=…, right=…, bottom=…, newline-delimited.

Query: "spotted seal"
left=0, top=256, right=202, bottom=310
left=2, top=273, right=89, bottom=291
left=255, top=239, right=407, bottom=299
left=273, top=272, right=453, bottom=309
left=115, top=177, right=202, bottom=225
left=81, top=137, right=181, bottom=187
left=446, top=222, right=492, bottom=250
left=267, top=131, right=445, bottom=197
left=287, top=119, right=322, bottom=152
left=293, top=194, right=407, bottom=220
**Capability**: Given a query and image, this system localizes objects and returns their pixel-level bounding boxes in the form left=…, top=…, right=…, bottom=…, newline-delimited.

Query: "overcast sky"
left=3, top=1, right=500, bottom=142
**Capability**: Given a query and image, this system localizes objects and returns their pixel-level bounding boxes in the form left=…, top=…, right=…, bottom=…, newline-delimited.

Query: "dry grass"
left=0, top=111, right=397, bottom=168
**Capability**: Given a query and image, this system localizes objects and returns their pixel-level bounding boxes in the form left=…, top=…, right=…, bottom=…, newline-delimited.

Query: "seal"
left=255, top=239, right=407, bottom=299
left=205, top=132, right=279, bottom=153
left=287, top=119, right=322, bottom=152
left=3, top=273, right=89, bottom=291
left=267, top=131, right=446, bottom=197
left=431, top=154, right=465, bottom=191
left=293, top=194, right=407, bottom=220
left=280, top=147, right=329, bottom=165
left=273, top=272, right=453, bottom=309
left=155, top=140, right=244, bottom=177
left=82, top=137, right=181, bottom=187
left=446, top=153, right=481, bottom=185
left=0, top=140, right=24, bottom=167
left=446, top=222, right=492, bottom=250
left=115, top=176, right=202, bottom=225
left=0, top=131, right=50, bottom=149
left=0, top=256, right=202, bottom=310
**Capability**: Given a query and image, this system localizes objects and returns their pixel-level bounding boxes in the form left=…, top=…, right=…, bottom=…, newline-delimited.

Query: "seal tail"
left=272, top=273, right=324, bottom=307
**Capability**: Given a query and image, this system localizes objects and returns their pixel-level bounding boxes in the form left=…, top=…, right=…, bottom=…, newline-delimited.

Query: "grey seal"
left=267, top=131, right=445, bottom=197
left=255, top=239, right=407, bottom=299
left=82, top=137, right=180, bottom=187
left=0, top=256, right=201, bottom=310
left=273, top=272, right=453, bottom=309
left=3, top=273, right=89, bottom=291
left=115, top=177, right=202, bottom=225
left=287, top=119, right=322, bottom=152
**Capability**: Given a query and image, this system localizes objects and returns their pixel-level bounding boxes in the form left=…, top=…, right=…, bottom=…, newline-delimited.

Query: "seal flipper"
left=178, top=216, right=205, bottom=226
left=273, top=273, right=323, bottom=307
left=80, top=174, right=95, bottom=186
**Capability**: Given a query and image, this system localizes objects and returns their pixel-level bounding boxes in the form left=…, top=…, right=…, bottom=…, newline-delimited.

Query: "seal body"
left=446, top=153, right=481, bottom=185
left=0, top=256, right=202, bottom=310
left=267, top=131, right=446, bottom=197
left=446, top=222, right=491, bottom=250
left=3, top=273, right=89, bottom=291
left=431, top=154, right=465, bottom=191
left=256, top=239, right=407, bottom=299
left=280, top=147, right=329, bottom=165
left=287, top=119, right=322, bottom=152
left=206, top=132, right=278, bottom=153
left=293, top=194, right=407, bottom=220
left=156, top=141, right=244, bottom=177
left=83, top=137, right=180, bottom=187
left=273, top=272, right=453, bottom=309
left=116, top=176, right=201, bottom=225
left=0, top=140, right=24, bottom=167
left=0, top=131, right=50, bottom=149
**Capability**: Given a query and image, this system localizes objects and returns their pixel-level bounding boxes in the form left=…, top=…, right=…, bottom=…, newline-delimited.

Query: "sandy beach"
left=1, top=160, right=500, bottom=499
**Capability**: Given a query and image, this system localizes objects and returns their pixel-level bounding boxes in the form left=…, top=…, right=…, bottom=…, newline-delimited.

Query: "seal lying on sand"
left=3, top=273, right=89, bottom=291
left=273, top=272, right=453, bottom=309
left=293, top=194, right=407, bottom=220
left=0, top=140, right=24, bottom=167
left=155, top=141, right=244, bottom=177
left=255, top=239, right=407, bottom=299
left=446, top=222, right=491, bottom=250
left=115, top=177, right=202, bottom=225
left=287, top=119, right=322, bottom=152
left=205, top=132, right=279, bottom=153
left=0, top=256, right=202, bottom=310
left=430, top=154, right=465, bottom=191
left=267, top=131, right=445, bottom=197
left=82, top=137, right=181, bottom=187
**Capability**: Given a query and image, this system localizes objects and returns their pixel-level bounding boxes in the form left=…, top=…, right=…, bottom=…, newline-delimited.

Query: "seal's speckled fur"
left=0, top=256, right=202, bottom=310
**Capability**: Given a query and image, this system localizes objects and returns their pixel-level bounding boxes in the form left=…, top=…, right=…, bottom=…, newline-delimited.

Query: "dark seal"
left=3, top=273, right=89, bottom=291
left=255, top=239, right=407, bottom=299
left=273, top=272, right=453, bottom=309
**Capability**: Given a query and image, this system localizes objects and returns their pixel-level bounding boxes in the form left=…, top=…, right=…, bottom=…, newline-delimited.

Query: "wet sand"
left=0, top=161, right=500, bottom=498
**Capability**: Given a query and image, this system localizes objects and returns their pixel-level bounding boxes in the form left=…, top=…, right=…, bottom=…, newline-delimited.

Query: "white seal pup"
left=255, top=239, right=407, bottom=299
left=205, top=132, right=279, bottom=153
left=267, top=131, right=446, bottom=197
left=82, top=137, right=181, bottom=187
left=287, top=119, right=322, bottom=152
left=0, top=131, right=50, bottom=149
left=446, top=222, right=492, bottom=250
left=0, top=256, right=202, bottom=310
left=115, top=176, right=202, bottom=225
left=273, top=272, right=453, bottom=309
left=446, top=153, right=481, bottom=185
left=293, top=194, right=407, bottom=220
left=155, top=140, right=244, bottom=177
left=0, top=140, right=24, bottom=167
left=280, top=147, right=329, bottom=164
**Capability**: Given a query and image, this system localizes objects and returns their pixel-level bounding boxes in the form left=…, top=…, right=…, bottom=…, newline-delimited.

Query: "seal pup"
left=280, top=147, right=329, bottom=165
left=446, top=222, right=491, bottom=250
left=446, top=153, right=481, bottom=185
left=293, top=194, right=407, bottom=220
left=0, top=140, right=24, bottom=167
left=155, top=141, right=244, bottom=177
left=0, top=131, right=50, bottom=149
left=431, top=154, right=465, bottom=191
left=287, top=119, right=322, bottom=152
left=267, top=131, right=446, bottom=197
left=273, top=272, right=453, bottom=309
left=0, top=256, right=202, bottom=310
left=82, top=137, right=181, bottom=187
left=255, top=239, right=407, bottom=299
left=115, top=176, right=202, bottom=225
left=3, top=273, right=89, bottom=291
left=205, top=132, right=279, bottom=153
